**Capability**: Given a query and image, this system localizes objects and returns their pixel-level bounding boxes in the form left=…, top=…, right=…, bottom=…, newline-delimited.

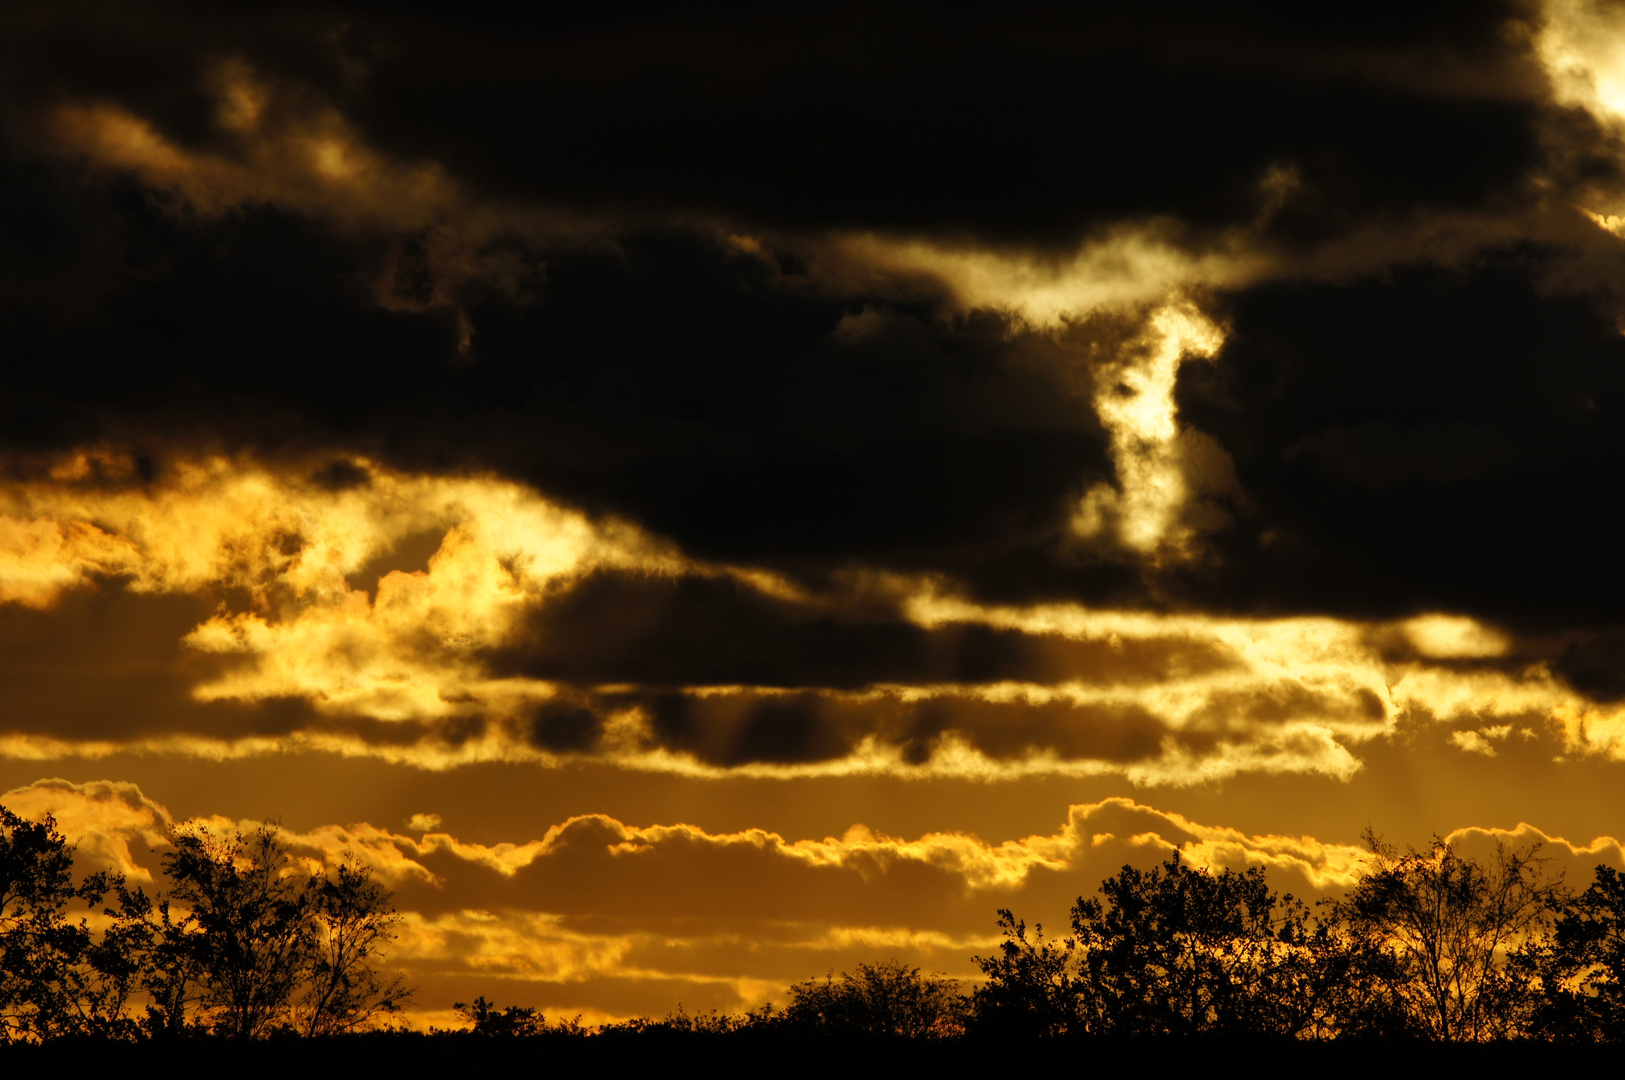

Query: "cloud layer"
left=6, top=451, right=1625, bottom=783
left=12, top=777, right=1620, bottom=1023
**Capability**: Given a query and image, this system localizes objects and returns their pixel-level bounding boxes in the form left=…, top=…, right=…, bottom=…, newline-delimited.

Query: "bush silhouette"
left=785, top=960, right=966, bottom=1038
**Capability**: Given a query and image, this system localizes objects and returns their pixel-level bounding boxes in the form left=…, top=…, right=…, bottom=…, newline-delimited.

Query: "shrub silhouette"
left=785, top=960, right=966, bottom=1038
left=455, top=995, right=546, bottom=1037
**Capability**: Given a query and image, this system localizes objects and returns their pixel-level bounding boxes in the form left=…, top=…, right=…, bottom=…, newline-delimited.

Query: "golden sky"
left=6, top=0, right=1625, bottom=1027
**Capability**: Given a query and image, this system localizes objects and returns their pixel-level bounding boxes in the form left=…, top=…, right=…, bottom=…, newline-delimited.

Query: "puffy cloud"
left=1, top=777, right=171, bottom=881
left=9, top=775, right=1621, bottom=1023
left=235, top=798, right=1387, bottom=931
left=1442, top=820, right=1625, bottom=886
left=0, top=514, right=140, bottom=608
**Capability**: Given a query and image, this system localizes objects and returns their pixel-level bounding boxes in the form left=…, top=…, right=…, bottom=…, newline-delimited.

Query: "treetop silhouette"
left=5, top=802, right=1623, bottom=1044
left=1, top=808, right=411, bottom=1042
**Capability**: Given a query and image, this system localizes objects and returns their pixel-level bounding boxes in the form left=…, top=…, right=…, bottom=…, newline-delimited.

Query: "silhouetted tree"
left=160, top=821, right=411, bottom=1038
left=785, top=960, right=966, bottom=1038
left=1524, top=863, right=1625, bottom=1040
left=1069, top=852, right=1318, bottom=1037
left=294, top=861, right=411, bottom=1036
left=139, top=894, right=204, bottom=1037
left=1291, top=912, right=1414, bottom=1040
left=1, top=806, right=148, bottom=1041
left=971, top=911, right=1081, bottom=1037
left=161, top=823, right=310, bottom=1037
left=1334, top=830, right=1563, bottom=1041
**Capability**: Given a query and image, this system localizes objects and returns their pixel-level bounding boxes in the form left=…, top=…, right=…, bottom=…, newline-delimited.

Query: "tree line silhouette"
left=0, top=807, right=407, bottom=1041
left=5, top=803, right=1625, bottom=1044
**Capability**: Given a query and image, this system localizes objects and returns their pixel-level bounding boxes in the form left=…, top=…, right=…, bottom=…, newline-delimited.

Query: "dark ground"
left=1, top=1033, right=1615, bottom=1077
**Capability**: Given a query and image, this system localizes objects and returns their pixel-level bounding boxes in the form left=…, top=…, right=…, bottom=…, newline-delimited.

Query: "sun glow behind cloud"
left=1540, top=0, right=1625, bottom=124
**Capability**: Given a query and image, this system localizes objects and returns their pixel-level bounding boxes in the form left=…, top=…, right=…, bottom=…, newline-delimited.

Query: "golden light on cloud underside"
left=0, top=514, right=138, bottom=609
left=4, top=450, right=1625, bottom=780
left=0, top=453, right=682, bottom=722
left=0, top=778, right=1400, bottom=912
left=2, top=452, right=675, bottom=604
left=827, top=229, right=1268, bottom=329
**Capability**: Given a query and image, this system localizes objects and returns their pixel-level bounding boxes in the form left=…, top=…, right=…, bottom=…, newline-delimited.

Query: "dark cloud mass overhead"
left=5, top=3, right=1553, bottom=235
left=336, top=4, right=1547, bottom=242
left=7, top=0, right=1625, bottom=1027
left=1177, top=250, right=1625, bottom=626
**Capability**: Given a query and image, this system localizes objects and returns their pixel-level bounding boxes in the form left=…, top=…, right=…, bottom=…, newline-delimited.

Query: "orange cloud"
left=0, top=777, right=171, bottom=882
left=8, top=777, right=1620, bottom=1024
left=0, top=516, right=142, bottom=608
left=7, top=451, right=1625, bottom=782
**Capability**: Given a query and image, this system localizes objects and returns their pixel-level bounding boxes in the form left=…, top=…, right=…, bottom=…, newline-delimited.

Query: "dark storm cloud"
left=0, top=0, right=1605, bottom=590
left=0, top=144, right=458, bottom=457
left=1552, top=630, right=1625, bottom=701
left=344, top=2, right=1551, bottom=247
left=0, top=584, right=329, bottom=742
left=512, top=687, right=1175, bottom=770
left=14, top=1, right=1625, bottom=710
left=0, top=1, right=1557, bottom=248
left=450, top=236, right=1108, bottom=569
left=0, top=143, right=1111, bottom=572
left=530, top=684, right=1355, bottom=773
left=489, top=569, right=1238, bottom=691
left=1171, top=247, right=1625, bottom=635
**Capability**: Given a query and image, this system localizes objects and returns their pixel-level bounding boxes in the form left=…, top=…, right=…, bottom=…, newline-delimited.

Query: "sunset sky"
left=8, top=0, right=1625, bottom=1027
